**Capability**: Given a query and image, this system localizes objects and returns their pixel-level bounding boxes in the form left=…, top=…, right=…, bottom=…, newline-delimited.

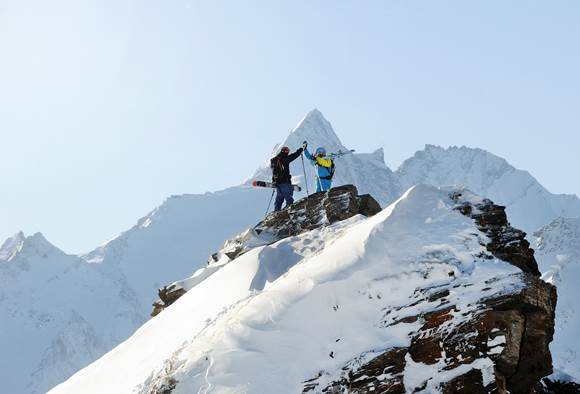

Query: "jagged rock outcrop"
left=540, top=379, right=580, bottom=393
left=253, top=184, right=381, bottom=240
left=451, top=191, right=540, bottom=276
left=303, top=190, right=556, bottom=394
left=151, top=185, right=381, bottom=316
left=305, top=276, right=556, bottom=394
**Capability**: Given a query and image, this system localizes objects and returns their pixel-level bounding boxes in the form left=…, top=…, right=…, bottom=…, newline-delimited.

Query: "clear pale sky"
left=1, top=1, right=578, bottom=253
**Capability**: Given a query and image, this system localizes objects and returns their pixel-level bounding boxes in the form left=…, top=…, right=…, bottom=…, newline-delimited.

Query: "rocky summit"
left=152, top=185, right=382, bottom=316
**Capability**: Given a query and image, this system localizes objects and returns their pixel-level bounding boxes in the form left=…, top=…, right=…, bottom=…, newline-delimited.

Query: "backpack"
left=270, top=156, right=285, bottom=183
left=319, top=159, right=335, bottom=181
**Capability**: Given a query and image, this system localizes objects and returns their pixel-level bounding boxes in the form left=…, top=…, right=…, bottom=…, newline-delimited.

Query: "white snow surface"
left=3, top=108, right=580, bottom=392
left=396, top=145, right=580, bottom=232
left=0, top=233, right=143, bottom=394
left=0, top=189, right=268, bottom=394
left=50, top=185, right=523, bottom=394
left=533, top=217, right=580, bottom=381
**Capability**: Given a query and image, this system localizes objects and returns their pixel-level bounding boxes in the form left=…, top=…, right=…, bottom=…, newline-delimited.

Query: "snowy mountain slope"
left=50, top=186, right=555, bottom=394
left=1, top=110, right=398, bottom=394
left=395, top=145, right=580, bottom=232
left=0, top=232, right=142, bottom=394
left=532, top=217, right=580, bottom=381
left=4, top=108, right=580, bottom=392
left=82, top=186, right=268, bottom=313
left=150, top=185, right=381, bottom=316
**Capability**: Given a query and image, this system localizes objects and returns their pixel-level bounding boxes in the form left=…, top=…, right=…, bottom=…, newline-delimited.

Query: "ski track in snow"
left=199, top=356, right=214, bottom=394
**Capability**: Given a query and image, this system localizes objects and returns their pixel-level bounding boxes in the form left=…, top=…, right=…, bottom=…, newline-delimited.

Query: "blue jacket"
left=304, top=148, right=334, bottom=180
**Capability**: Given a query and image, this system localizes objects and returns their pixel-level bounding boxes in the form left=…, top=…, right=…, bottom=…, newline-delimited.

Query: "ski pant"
left=316, top=178, right=332, bottom=193
left=274, top=183, right=294, bottom=211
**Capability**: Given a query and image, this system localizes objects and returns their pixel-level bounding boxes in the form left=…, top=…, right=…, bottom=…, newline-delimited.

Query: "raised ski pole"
left=301, top=144, right=310, bottom=197
left=265, top=188, right=275, bottom=216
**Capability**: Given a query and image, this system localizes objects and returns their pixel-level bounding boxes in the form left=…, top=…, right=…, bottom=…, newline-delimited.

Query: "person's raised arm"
left=287, top=147, right=304, bottom=162
left=303, top=143, right=314, bottom=161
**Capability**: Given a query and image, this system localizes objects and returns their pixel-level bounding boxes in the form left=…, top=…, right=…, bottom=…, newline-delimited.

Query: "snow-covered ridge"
left=3, top=109, right=580, bottom=392
left=532, top=217, right=580, bottom=381
left=49, top=185, right=555, bottom=394
left=395, top=144, right=580, bottom=232
left=0, top=231, right=25, bottom=261
left=151, top=185, right=381, bottom=317
left=0, top=231, right=144, bottom=394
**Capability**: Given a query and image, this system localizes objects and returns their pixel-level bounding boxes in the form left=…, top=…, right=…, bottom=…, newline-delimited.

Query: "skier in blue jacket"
left=303, top=142, right=335, bottom=192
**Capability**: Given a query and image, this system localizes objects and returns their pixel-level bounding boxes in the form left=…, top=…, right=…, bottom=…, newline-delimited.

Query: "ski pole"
left=265, top=188, right=275, bottom=216
left=301, top=152, right=310, bottom=197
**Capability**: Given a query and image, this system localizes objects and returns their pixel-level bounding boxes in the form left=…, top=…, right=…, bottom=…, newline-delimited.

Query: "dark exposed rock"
left=450, top=192, right=541, bottom=276
left=150, top=285, right=187, bottom=317
left=303, top=191, right=556, bottom=394
left=254, top=185, right=381, bottom=239
left=307, top=348, right=408, bottom=394
left=540, top=379, right=580, bottom=394
left=307, top=276, right=556, bottom=394
left=151, top=301, right=165, bottom=318
left=148, top=377, right=177, bottom=394
left=151, top=185, right=381, bottom=317
left=441, top=369, right=487, bottom=394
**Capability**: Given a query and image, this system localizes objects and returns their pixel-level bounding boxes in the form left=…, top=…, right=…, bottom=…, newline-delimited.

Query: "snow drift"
left=50, top=185, right=556, bottom=393
left=2, top=109, right=579, bottom=392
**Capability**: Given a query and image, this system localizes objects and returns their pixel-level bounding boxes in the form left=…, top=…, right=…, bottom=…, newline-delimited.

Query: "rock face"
left=254, top=184, right=381, bottom=239
left=451, top=191, right=540, bottom=276
left=305, top=277, right=556, bottom=394
left=303, top=190, right=557, bottom=394
left=151, top=185, right=381, bottom=316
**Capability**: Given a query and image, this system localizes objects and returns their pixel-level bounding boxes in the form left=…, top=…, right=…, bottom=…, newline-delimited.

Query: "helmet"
left=315, top=147, right=326, bottom=157
left=280, top=146, right=290, bottom=154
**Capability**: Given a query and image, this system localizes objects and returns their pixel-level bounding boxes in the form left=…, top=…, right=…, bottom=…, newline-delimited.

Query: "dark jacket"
left=271, top=148, right=303, bottom=185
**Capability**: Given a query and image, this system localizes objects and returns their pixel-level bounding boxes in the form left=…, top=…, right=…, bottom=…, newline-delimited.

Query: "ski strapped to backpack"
left=328, top=149, right=355, bottom=159
left=318, top=149, right=355, bottom=180
left=252, top=180, right=302, bottom=192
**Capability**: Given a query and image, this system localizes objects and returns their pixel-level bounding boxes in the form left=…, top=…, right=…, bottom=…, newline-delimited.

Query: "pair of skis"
left=328, top=149, right=355, bottom=159
left=252, top=180, right=302, bottom=192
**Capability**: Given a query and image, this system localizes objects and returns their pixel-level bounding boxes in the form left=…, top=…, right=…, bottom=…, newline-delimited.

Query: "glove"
left=302, top=141, right=308, bottom=149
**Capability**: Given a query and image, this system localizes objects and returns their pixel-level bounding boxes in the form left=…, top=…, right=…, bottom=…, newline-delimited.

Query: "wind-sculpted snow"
left=3, top=108, right=579, bottom=392
left=50, top=185, right=554, bottom=394
left=533, top=217, right=580, bottom=382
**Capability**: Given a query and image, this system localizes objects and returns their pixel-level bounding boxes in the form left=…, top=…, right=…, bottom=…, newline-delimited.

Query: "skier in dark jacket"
left=271, top=146, right=303, bottom=211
